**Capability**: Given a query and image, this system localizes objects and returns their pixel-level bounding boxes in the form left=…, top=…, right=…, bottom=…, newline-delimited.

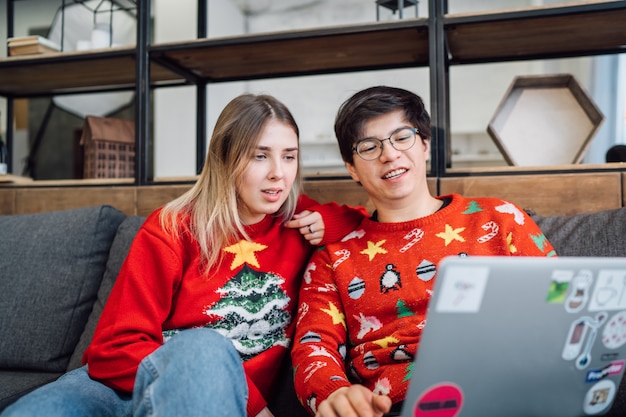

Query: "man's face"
left=345, top=109, right=431, bottom=213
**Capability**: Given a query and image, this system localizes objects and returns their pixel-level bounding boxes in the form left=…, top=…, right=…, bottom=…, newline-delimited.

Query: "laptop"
left=399, top=256, right=626, bottom=417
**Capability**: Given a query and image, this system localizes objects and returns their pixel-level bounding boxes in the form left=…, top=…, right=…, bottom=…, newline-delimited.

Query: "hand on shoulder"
left=284, top=210, right=324, bottom=245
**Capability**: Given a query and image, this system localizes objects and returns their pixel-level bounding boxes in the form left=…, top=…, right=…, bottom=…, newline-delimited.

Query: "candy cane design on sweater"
left=342, top=229, right=366, bottom=242
left=333, top=249, right=351, bottom=269
left=304, top=361, right=327, bottom=383
left=399, top=228, right=424, bottom=253
left=477, top=221, right=499, bottom=243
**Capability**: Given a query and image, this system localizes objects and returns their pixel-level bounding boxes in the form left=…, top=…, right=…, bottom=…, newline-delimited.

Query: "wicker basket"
left=80, top=116, right=135, bottom=178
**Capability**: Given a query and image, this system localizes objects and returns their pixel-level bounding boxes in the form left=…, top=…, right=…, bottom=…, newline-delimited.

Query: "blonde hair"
left=159, top=94, right=302, bottom=273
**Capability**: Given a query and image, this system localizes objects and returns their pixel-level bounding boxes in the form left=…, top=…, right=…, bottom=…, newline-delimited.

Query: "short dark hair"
left=606, top=145, right=626, bottom=163
left=334, top=86, right=432, bottom=164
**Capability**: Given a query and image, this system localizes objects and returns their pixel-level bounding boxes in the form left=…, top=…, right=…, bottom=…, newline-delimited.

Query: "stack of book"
left=8, top=36, right=61, bottom=56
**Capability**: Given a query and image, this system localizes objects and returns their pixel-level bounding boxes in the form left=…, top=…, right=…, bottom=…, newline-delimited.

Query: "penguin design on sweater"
left=380, top=263, right=401, bottom=293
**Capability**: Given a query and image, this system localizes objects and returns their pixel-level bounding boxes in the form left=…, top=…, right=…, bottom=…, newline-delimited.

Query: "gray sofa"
left=1, top=204, right=626, bottom=416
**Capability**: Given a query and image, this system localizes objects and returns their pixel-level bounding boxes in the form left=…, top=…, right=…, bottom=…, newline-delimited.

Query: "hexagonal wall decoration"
left=487, top=74, right=604, bottom=167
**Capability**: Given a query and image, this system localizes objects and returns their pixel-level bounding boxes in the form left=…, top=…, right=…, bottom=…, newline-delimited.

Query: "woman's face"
left=237, top=119, right=299, bottom=225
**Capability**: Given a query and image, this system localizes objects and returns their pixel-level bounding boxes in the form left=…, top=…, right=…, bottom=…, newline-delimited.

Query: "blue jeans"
left=1, top=329, right=248, bottom=417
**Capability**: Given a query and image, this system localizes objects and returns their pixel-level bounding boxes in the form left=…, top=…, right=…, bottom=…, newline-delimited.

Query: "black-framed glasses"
left=352, top=127, right=419, bottom=161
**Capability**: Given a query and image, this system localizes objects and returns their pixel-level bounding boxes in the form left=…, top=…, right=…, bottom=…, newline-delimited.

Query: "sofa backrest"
left=0, top=205, right=126, bottom=373
left=68, top=215, right=146, bottom=370
left=532, top=207, right=626, bottom=258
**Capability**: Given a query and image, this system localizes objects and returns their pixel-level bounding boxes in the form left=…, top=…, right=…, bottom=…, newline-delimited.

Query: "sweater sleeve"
left=291, top=248, right=352, bottom=414
left=84, top=211, right=183, bottom=393
left=296, top=194, right=368, bottom=245
left=246, top=374, right=266, bottom=417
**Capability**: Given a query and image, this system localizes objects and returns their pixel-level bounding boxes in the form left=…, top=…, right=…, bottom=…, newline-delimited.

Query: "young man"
left=291, top=86, right=556, bottom=417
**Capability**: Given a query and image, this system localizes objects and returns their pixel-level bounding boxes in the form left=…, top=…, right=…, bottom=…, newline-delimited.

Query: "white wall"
left=153, top=0, right=246, bottom=178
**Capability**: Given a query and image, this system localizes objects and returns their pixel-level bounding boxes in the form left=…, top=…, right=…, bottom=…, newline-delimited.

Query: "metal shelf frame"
left=1, top=0, right=626, bottom=184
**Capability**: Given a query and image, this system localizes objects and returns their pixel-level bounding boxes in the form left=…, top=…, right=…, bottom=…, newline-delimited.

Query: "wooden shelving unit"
left=0, top=47, right=181, bottom=97
left=445, top=1, right=626, bottom=64
left=151, top=19, right=430, bottom=82
left=0, top=0, right=625, bottom=185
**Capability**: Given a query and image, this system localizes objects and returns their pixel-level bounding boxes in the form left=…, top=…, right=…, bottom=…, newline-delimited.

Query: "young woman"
left=1, top=94, right=366, bottom=417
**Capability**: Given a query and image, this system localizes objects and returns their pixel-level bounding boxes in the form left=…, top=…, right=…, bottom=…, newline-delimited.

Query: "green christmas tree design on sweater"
left=208, top=265, right=291, bottom=360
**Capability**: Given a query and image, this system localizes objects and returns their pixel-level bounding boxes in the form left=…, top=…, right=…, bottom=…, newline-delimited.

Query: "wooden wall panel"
left=439, top=172, right=622, bottom=216
left=0, top=189, right=15, bottom=215
left=303, top=178, right=437, bottom=213
left=0, top=174, right=622, bottom=217
left=622, top=172, right=626, bottom=209
left=304, top=179, right=372, bottom=212
left=14, top=187, right=137, bottom=215
left=136, top=185, right=192, bottom=217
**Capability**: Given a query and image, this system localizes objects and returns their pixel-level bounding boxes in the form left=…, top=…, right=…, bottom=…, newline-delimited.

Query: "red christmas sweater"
left=291, top=194, right=556, bottom=414
left=83, top=194, right=366, bottom=417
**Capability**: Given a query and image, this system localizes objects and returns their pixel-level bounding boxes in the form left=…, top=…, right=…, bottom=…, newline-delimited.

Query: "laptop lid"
left=401, top=256, right=626, bottom=417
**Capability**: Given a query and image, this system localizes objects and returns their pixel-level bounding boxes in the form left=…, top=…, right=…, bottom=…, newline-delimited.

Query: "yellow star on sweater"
left=436, top=224, right=466, bottom=246
left=373, top=335, right=400, bottom=349
left=224, top=240, right=268, bottom=270
left=360, top=240, right=388, bottom=261
left=321, top=302, right=346, bottom=329
left=506, top=232, right=518, bottom=253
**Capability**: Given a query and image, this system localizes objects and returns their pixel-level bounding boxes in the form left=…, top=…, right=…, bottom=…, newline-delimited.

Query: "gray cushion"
left=0, top=205, right=126, bottom=373
left=532, top=207, right=626, bottom=257
left=68, top=215, right=145, bottom=370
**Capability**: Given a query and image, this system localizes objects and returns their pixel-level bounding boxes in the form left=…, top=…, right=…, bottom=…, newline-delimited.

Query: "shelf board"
left=151, top=18, right=430, bottom=82
left=0, top=47, right=183, bottom=97
left=445, top=1, right=626, bottom=64
left=445, top=162, right=626, bottom=176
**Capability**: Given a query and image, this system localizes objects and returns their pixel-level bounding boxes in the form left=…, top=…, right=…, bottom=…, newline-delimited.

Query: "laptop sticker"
left=562, top=312, right=608, bottom=369
left=565, top=270, right=593, bottom=312
left=585, top=360, right=625, bottom=383
left=601, top=352, right=620, bottom=361
left=583, top=379, right=616, bottom=415
left=547, top=270, right=575, bottom=304
left=435, top=266, right=489, bottom=313
left=602, top=310, right=626, bottom=349
left=413, top=383, right=463, bottom=417
left=588, top=269, right=626, bottom=311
